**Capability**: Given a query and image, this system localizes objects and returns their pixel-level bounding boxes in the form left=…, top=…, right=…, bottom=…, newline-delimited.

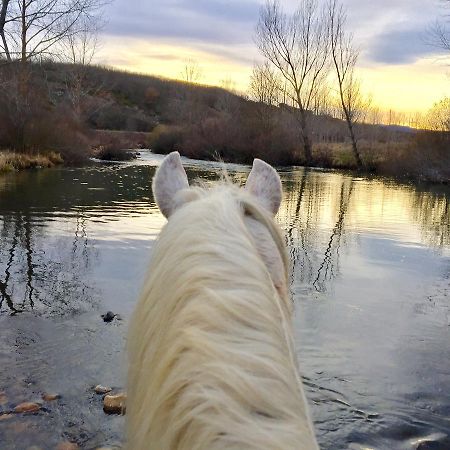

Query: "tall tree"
left=327, top=0, right=363, bottom=168
left=255, top=0, right=329, bottom=165
left=1, top=0, right=106, bottom=62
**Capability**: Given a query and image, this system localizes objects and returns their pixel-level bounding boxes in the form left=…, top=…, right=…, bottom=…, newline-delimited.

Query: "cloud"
left=103, top=0, right=445, bottom=68
left=336, top=0, right=442, bottom=65
left=137, top=52, right=180, bottom=62
left=104, top=0, right=260, bottom=45
left=366, top=27, right=438, bottom=64
left=179, top=0, right=260, bottom=23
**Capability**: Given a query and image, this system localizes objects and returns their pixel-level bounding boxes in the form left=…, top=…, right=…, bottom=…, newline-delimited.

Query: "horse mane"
left=126, top=181, right=318, bottom=450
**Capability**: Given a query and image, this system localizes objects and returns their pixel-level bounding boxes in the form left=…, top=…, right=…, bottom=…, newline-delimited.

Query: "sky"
left=96, top=0, right=450, bottom=114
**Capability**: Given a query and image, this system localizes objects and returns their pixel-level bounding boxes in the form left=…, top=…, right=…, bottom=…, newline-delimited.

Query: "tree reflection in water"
left=280, top=169, right=449, bottom=295
left=312, top=180, right=353, bottom=292
left=0, top=207, right=95, bottom=315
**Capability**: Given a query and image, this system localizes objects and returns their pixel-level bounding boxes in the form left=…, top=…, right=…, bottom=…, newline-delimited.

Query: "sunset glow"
left=96, top=0, right=450, bottom=115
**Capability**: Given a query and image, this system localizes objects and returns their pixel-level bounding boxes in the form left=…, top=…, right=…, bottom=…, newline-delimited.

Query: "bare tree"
left=311, top=83, right=333, bottom=116
left=249, top=61, right=281, bottom=106
left=61, top=13, right=101, bottom=65
left=248, top=61, right=282, bottom=129
left=327, top=0, right=363, bottom=168
left=180, top=58, right=202, bottom=83
left=2, top=0, right=106, bottom=63
left=255, top=0, right=330, bottom=164
left=430, top=20, right=450, bottom=53
left=215, top=76, right=240, bottom=115
left=220, top=75, right=236, bottom=92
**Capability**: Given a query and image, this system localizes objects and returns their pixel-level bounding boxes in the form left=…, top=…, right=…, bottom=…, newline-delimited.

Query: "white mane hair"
left=126, top=152, right=319, bottom=450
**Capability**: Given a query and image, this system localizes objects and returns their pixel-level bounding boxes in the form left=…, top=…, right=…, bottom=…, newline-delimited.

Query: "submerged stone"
left=42, top=393, right=60, bottom=401
left=95, top=444, right=122, bottom=450
left=95, top=447, right=122, bottom=450
left=94, top=385, right=113, bottom=395
left=101, top=311, right=116, bottom=322
left=56, top=442, right=79, bottom=450
left=103, top=393, right=126, bottom=414
left=13, top=402, right=41, bottom=413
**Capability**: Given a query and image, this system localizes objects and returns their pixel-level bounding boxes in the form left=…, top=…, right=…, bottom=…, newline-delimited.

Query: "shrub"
left=96, top=145, right=137, bottom=161
left=151, top=127, right=183, bottom=154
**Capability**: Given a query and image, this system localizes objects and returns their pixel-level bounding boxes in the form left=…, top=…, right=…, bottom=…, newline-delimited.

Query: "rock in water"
left=42, top=393, right=60, bottom=401
left=13, top=402, right=41, bottom=413
left=103, top=393, right=126, bottom=414
left=94, top=385, right=112, bottom=395
left=95, top=445, right=122, bottom=450
left=101, top=311, right=116, bottom=322
left=56, top=442, right=79, bottom=450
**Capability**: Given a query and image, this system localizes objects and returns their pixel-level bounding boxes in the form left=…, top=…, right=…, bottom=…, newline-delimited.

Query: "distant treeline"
left=0, top=61, right=448, bottom=182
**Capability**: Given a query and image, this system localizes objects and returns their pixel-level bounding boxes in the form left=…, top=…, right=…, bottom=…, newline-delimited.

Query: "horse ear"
left=245, top=159, right=282, bottom=215
left=152, top=151, right=189, bottom=218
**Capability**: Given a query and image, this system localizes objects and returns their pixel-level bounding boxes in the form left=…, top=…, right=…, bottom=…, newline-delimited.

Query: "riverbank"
left=148, top=134, right=449, bottom=184
left=1, top=62, right=448, bottom=183
left=1, top=135, right=448, bottom=185
left=0, top=151, right=64, bottom=173
left=96, top=125, right=449, bottom=183
left=312, top=140, right=450, bottom=184
left=149, top=123, right=449, bottom=184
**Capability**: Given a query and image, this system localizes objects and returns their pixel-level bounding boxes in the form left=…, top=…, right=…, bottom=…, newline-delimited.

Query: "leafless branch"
left=180, top=58, right=202, bottom=84
left=255, top=0, right=330, bottom=164
left=327, top=0, right=364, bottom=168
left=1, top=0, right=109, bottom=62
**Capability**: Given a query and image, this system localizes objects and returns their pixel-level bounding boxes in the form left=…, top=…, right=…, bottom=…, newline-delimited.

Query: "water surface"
left=0, top=151, right=449, bottom=449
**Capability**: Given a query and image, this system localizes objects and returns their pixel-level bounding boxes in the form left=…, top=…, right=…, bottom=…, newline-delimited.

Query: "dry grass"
left=0, top=151, right=63, bottom=173
left=313, top=140, right=406, bottom=170
left=312, top=140, right=411, bottom=170
left=312, top=138, right=449, bottom=182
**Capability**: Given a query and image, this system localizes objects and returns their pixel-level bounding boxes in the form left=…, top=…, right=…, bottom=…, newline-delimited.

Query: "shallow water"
left=0, top=151, right=449, bottom=449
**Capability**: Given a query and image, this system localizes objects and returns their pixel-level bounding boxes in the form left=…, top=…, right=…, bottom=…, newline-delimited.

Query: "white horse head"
left=127, top=152, right=318, bottom=450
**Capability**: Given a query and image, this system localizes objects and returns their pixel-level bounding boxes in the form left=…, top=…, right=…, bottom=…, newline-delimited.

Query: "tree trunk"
left=343, top=106, right=363, bottom=169
left=0, top=0, right=11, bottom=61
left=299, top=109, right=313, bottom=166
left=21, top=0, right=26, bottom=63
left=348, top=123, right=362, bottom=169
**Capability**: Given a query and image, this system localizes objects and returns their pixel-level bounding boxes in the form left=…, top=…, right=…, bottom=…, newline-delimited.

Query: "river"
left=0, top=151, right=449, bottom=449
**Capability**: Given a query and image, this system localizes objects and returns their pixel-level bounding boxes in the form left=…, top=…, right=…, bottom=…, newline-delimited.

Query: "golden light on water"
left=278, top=171, right=449, bottom=251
